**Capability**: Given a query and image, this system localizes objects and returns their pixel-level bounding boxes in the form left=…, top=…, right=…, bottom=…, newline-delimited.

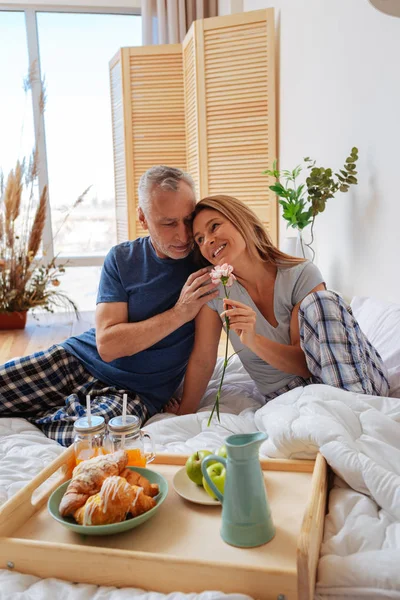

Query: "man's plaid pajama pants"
left=0, top=291, right=389, bottom=447
left=0, top=346, right=148, bottom=446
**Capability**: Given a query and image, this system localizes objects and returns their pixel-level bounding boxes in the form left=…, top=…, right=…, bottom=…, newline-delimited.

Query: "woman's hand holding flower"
left=221, top=298, right=257, bottom=348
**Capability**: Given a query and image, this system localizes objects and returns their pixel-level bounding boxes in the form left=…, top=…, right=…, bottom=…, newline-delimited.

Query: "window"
left=1, top=6, right=141, bottom=267
left=56, top=266, right=102, bottom=312
left=36, top=12, right=141, bottom=258
left=0, top=12, right=35, bottom=175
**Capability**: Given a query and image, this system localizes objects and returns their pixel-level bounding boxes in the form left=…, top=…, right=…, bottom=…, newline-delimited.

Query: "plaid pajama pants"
left=266, top=290, right=389, bottom=400
left=0, top=346, right=149, bottom=447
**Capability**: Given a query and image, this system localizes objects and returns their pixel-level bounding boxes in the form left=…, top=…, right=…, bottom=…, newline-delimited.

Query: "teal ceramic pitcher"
left=201, top=432, right=275, bottom=548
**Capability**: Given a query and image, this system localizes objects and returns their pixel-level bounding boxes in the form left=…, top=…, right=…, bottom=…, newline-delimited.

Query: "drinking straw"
left=122, top=393, right=127, bottom=425
left=121, top=393, right=127, bottom=449
left=86, top=395, right=92, bottom=426
left=86, top=395, right=92, bottom=450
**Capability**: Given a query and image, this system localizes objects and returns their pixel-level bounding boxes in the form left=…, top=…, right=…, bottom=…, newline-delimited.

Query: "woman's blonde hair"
left=193, top=195, right=306, bottom=267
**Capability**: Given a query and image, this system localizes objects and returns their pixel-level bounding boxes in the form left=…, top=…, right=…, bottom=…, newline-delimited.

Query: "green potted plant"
left=263, top=147, right=359, bottom=260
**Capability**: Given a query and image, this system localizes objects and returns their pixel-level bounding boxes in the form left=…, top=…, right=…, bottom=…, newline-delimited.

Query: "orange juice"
left=75, top=446, right=107, bottom=465
left=126, top=448, right=146, bottom=467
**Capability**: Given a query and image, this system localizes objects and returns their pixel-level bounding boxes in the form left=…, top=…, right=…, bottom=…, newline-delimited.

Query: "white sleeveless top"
left=207, top=261, right=325, bottom=397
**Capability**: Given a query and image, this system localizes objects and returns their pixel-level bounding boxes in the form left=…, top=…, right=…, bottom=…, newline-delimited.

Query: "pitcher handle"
left=140, top=429, right=156, bottom=464
left=201, top=455, right=226, bottom=503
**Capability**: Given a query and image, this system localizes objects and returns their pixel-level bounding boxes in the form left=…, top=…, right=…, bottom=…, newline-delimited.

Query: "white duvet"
left=1, top=356, right=400, bottom=599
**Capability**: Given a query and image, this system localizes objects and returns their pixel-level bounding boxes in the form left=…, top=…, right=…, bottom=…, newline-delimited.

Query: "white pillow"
left=351, top=296, right=400, bottom=398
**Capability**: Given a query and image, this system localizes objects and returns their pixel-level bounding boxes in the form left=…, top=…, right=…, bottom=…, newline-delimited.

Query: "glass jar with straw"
left=73, top=396, right=106, bottom=464
left=105, top=394, right=155, bottom=467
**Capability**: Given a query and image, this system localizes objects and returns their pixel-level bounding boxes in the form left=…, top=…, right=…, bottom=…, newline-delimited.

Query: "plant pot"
left=0, top=311, right=28, bottom=330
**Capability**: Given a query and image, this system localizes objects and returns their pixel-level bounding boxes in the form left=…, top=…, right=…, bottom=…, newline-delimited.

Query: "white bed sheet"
left=1, top=357, right=400, bottom=599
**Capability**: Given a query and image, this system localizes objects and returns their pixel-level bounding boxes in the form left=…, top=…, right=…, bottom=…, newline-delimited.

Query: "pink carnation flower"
left=207, top=263, right=236, bottom=426
left=210, top=263, right=236, bottom=287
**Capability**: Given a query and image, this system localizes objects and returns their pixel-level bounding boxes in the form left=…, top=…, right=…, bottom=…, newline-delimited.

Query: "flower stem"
left=208, top=284, right=230, bottom=426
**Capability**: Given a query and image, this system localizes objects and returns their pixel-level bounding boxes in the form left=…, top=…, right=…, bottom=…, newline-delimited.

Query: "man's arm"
left=96, top=268, right=218, bottom=362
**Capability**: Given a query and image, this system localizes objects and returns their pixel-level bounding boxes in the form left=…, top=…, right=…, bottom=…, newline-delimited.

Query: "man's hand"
left=221, top=298, right=257, bottom=349
left=173, top=268, right=219, bottom=324
left=163, top=397, right=181, bottom=414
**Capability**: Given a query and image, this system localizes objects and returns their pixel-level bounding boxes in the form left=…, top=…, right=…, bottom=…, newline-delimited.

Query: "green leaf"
left=278, top=199, right=290, bottom=210
left=347, top=175, right=358, bottom=184
left=292, top=165, right=302, bottom=179
left=269, top=183, right=286, bottom=196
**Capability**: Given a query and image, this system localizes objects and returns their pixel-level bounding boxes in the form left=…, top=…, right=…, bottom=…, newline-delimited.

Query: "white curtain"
left=142, top=0, right=218, bottom=45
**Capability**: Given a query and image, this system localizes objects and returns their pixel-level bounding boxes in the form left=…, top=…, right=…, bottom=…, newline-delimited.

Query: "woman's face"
left=193, top=208, right=246, bottom=266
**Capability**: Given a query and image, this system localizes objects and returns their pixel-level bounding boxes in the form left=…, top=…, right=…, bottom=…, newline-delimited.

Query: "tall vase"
left=281, top=229, right=314, bottom=261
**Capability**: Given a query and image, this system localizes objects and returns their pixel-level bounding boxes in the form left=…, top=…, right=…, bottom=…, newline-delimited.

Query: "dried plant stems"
left=4, top=163, right=23, bottom=247
left=27, top=184, right=47, bottom=260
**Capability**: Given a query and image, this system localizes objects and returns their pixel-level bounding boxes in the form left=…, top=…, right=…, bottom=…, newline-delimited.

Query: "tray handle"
left=0, top=446, right=75, bottom=536
left=296, top=452, right=328, bottom=600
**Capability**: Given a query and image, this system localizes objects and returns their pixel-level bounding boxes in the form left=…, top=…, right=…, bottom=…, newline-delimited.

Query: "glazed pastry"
left=59, top=450, right=128, bottom=517
left=73, top=476, right=157, bottom=526
left=121, top=468, right=159, bottom=498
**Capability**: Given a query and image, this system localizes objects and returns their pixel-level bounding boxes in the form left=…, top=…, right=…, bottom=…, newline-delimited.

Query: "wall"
left=244, top=0, right=400, bottom=303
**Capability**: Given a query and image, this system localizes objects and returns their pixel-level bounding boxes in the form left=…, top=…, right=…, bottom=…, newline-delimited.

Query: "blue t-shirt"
left=61, top=238, right=196, bottom=415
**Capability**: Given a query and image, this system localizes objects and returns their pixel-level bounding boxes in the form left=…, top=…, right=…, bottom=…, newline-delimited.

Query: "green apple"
left=215, top=444, right=227, bottom=458
left=202, top=462, right=226, bottom=500
left=185, top=450, right=215, bottom=485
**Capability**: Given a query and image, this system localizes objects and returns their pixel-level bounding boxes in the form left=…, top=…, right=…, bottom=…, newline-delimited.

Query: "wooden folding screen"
left=110, top=8, right=276, bottom=243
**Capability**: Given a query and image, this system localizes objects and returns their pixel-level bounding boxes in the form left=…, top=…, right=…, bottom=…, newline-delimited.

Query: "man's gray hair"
left=138, top=165, right=196, bottom=213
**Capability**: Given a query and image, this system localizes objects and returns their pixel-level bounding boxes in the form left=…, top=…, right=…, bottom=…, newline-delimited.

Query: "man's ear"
left=138, top=206, right=148, bottom=230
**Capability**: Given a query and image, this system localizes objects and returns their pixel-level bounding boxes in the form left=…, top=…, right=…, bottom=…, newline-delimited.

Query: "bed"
left=1, top=296, right=399, bottom=600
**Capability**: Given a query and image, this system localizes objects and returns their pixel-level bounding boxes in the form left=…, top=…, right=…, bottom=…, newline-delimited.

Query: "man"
left=0, top=166, right=218, bottom=446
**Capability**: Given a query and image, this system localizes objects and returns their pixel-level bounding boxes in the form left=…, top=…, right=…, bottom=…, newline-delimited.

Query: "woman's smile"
left=212, top=243, right=226, bottom=259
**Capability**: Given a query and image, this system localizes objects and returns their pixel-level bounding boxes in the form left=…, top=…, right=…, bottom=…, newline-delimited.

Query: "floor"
left=0, top=312, right=231, bottom=363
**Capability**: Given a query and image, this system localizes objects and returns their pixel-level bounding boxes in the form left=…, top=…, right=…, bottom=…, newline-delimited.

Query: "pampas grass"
left=0, top=159, right=81, bottom=315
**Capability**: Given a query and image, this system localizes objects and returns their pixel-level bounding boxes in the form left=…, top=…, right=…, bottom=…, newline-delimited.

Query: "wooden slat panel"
left=109, top=55, right=129, bottom=243
left=183, top=30, right=200, bottom=199
left=201, top=10, right=277, bottom=243
left=128, top=47, right=187, bottom=238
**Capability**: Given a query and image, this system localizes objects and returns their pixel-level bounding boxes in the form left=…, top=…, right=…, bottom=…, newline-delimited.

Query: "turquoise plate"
left=47, top=466, right=168, bottom=536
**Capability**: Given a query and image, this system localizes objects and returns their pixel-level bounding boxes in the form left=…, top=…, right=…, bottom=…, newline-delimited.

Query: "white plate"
left=172, top=467, right=221, bottom=506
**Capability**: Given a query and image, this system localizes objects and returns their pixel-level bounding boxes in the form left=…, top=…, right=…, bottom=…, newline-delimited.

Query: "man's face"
left=138, top=181, right=196, bottom=260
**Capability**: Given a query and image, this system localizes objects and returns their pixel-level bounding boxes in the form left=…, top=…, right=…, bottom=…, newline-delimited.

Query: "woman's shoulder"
left=278, top=260, right=325, bottom=304
left=279, top=259, right=323, bottom=278
left=279, top=259, right=315, bottom=278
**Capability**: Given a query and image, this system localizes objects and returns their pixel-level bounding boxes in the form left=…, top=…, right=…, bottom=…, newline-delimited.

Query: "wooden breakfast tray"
left=0, top=448, right=327, bottom=600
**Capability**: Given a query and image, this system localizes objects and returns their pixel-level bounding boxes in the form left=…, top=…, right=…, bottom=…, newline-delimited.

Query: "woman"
left=167, top=195, right=389, bottom=416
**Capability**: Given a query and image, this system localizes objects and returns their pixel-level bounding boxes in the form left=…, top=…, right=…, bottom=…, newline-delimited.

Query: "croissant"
left=59, top=450, right=128, bottom=517
left=73, top=476, right=157, bottom=526
left=121, top=468, right=159, bottom=498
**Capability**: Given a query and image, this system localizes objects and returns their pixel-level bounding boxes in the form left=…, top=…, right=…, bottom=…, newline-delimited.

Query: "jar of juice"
left=73, top=415, right=107, bottom=465
left=106, top=415, right=155, bottom=467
